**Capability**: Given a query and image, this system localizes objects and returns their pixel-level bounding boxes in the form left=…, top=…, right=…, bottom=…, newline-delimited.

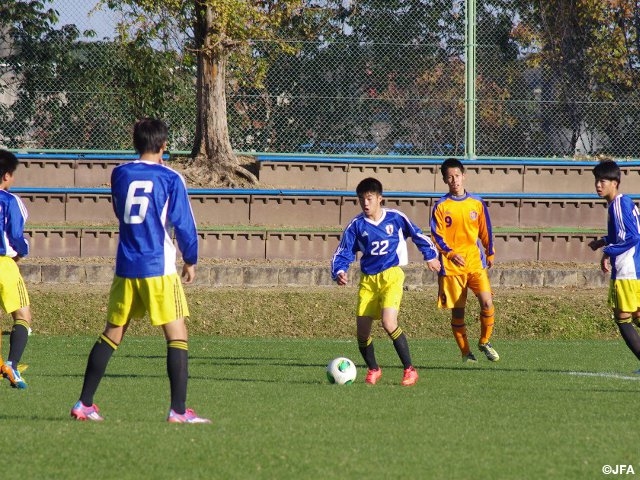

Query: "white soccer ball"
left=326, top=357, right=357, bottom=385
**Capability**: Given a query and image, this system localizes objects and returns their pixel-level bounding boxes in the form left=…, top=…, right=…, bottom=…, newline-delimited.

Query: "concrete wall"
left=24, top=227, right=603, bottom=263
left=19, top=261, right=608, bottom=288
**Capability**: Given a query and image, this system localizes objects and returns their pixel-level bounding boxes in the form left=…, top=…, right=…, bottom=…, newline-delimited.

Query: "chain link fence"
left=1, top=1, right=639, bottom=158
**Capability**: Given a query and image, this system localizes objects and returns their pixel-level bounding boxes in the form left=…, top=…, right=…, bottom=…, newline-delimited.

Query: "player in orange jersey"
left=430, top=158, right=499, bottom=363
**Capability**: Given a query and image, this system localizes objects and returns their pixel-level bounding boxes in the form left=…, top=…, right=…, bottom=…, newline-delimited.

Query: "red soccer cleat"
left=365, top=368, right=382, bottom=385
left=401, top=366, right=419, bottom=386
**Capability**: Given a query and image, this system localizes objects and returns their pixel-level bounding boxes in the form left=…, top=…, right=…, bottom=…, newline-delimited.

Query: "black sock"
left=390, top=327, right=412, bottom=369
left=79, top=334, right=117, bottom=406
left=167, top=340, right=189, bottom=414
left=8, top=320, right=29, bottom=365
left=618, top=322, right=640, bottom=361
left=358, top=337, right=378, bottom=370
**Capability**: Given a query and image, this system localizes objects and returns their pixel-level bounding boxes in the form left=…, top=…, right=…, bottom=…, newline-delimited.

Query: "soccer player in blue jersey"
left=71, top=118, right=210, bottom=423
left=588, top=160, right=640, bottom=371
left=0, top=149, right=30, bottom=389
left=331, top=177, right=441, bottom=386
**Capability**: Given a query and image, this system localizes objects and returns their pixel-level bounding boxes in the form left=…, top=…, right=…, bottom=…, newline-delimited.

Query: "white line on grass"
left=564, top=371, right=640, bottom=381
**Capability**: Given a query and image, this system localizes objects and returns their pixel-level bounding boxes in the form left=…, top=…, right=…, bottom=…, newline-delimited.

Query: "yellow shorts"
left=0, top=256, right=29, bottom=314
left=357, top=266, right=404, bottom=319
left=608, top=279, right=640, bottom=313
left=438, top=270, right=491, bottom=309
left=107, top=273, right=190, bottom=327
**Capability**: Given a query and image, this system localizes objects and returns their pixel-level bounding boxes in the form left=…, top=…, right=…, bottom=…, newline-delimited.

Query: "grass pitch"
left=1, top=336, right=637, bottom=479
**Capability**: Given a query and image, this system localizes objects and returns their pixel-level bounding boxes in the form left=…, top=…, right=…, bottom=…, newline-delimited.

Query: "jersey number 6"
left=124, top=180, right=153, bottom=224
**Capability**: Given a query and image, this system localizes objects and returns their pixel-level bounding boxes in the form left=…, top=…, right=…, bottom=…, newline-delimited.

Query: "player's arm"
left=599, top=253, right=611, bottom=273
left=169, top=175, right=199, bottom=266
left=430, top=205, right=451, bottom=255
left=401, top=215, right=440, bottom=271
left=603, top=199, right=640, bottom=258
left=589, top=206, right=612, bottom=250
left=478, top=200, right=495, bottom=267
left=6, top=196, right=29, bottom=258
left=331, top=224, right=358, bottom=284
left=430, top=203, right=461, bottom=265
left=181, top=263, right=196, bottom=284
left=588, top=237, right=606, bottom=251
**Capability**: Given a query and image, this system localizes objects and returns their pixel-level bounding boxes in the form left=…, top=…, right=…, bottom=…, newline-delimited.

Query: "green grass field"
left=1, top=335, right=638, bottom=479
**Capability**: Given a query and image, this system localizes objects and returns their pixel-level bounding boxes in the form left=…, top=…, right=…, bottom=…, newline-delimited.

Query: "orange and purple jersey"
left=430, top=192, right=494, bottom=276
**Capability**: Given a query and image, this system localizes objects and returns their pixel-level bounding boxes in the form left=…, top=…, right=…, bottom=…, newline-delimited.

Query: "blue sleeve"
left=168, top=175, right=198, bottom=265
left=603, top=197, right=640, bottom=257
left=7, top=197, right=29, bottom=257
left=403, top=215, right=437, bottom=261
left=331, top=221, right=358, bottom=279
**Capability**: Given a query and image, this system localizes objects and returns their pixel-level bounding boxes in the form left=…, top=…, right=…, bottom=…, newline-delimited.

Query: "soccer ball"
left=326, top=357, right=357, bottom=385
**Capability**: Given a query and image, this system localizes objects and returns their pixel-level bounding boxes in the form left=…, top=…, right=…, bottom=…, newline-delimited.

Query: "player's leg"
left=615, top=311, right=640, bottom=359
left=357, top=273, right=382, bottom=384
left=615, top=311, right=640, bottom=360
left=71, top=276, right=135, bottom=420
left=632, top=311, right=640, bottom=374
left=71, top=322, right=124, bottom=421
left=162, top=318, right=191, bottom=419
left=381, top=307, right=419, bottom=386
left=0, top=258, right=31, bottom=388
left=470, top=271, right=499, bottom=361
left=150, top=274, right=210, bottom=423
left=380, top=267, right=417, bottom=385
left=8, top=306, right=30, bottom=367
left=356, top=315, right=378, bottom=369
left=609, top=280, right=640, bottom=366
left=439, top=275, right=473, bottom=361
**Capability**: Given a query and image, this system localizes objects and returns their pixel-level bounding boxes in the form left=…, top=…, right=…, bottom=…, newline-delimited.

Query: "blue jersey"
left=602, top=194, right=640, bottom=280
left=0, top=190, right=29, bottom=258
left=331, top=208, right=438, bottom=278
left=111, top=161, right=198, bottom=278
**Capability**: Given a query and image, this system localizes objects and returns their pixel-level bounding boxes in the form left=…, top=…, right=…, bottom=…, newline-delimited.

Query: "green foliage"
left=0, top=0, right=196, bottom=150
left=512, top=0, right=640, bottom=156
left=4, top=0, right=640, bottom=157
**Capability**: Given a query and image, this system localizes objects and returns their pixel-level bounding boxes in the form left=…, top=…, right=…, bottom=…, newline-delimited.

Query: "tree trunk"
left=190, top=2, right=257, bottom=186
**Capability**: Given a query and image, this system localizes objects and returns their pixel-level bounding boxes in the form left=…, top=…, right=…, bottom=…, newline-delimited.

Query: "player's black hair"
left=356, top=177, right=383, bottom=196
left=440, top=157, right=464, bottom=178
left=0, top=149, right=19, bottom=178
left=592, top=160, right=621, bottom=184
left=133, top=118, right=169, bottom=154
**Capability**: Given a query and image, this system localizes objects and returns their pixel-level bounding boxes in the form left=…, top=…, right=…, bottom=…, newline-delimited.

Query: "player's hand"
left=486, top=256, right=494, bottom=268
left=451, top=253, right=465, bottom=267
left=588, top=238, right=605, bottom=251
left=335, top=271, right=348, bottom=286
left=182, top=263, right=196, bottom=284
left=600, top=254, right=610, bottom=273
left=426, top=258, right=441, bottom=272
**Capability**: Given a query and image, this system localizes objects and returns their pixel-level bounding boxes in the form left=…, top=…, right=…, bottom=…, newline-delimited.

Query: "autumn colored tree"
left=102, top=0, right=336, bottom=185
left=513, top=0, right=640, bottom=155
